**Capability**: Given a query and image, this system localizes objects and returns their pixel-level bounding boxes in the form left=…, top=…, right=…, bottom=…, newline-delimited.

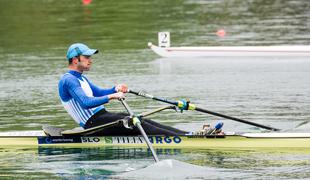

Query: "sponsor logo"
left=81, top=137, right=102, bottom=143
left=108, top=136, right=182, bottom=144
left=38, top=137, right=80, bottom=144
left=45, top=137, right=52, bottom=144
left=111, top=136, right=145, bottom=144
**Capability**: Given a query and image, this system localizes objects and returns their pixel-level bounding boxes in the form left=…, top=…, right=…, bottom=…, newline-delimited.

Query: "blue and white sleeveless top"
left=58, top=70, right=116, bottom=127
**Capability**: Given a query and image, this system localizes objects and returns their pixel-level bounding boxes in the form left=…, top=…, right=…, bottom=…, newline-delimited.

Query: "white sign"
left=158, top=32, right=170, bottom=47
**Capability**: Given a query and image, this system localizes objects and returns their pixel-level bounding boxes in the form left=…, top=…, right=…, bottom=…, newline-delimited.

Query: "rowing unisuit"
left=58, top=70, right=116, bottom=127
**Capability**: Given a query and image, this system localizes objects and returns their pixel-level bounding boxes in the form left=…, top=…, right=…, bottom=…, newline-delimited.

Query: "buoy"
left=216, top=29, right=226, bottom=37
left=82, top=0, right=92, bottom=5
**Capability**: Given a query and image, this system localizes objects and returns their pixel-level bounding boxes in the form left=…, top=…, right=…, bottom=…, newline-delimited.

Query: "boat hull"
left=148, top=43, right=310, bottom=57
left=1, top=133, right=310, bottom=150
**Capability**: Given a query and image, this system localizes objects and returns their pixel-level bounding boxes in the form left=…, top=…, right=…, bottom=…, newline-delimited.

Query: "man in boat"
left=58, top=43, right=188, bottom=136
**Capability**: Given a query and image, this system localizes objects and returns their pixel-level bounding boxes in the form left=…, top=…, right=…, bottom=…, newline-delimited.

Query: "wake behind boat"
left=149, top=32, right=310, bottom=57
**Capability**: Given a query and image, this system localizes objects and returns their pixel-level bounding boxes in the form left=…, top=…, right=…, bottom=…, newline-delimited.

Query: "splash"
left=114, top=159, right=215, bottom=179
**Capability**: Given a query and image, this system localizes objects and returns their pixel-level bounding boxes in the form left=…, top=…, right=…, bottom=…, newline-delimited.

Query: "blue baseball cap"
left=66, top=43, right=98, bottom=60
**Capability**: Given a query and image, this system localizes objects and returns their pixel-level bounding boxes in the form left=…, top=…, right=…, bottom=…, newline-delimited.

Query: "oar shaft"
left=194, top=107, right=280, bottom=131
left=129, top=90, right=177, bottom=106
left=139, top=105, right=176, bottom=118
left=135, top=121, right=159, bottom=162
left=119, top=98, right=159, bottom=163
left=119, top=98, right=134, bottom=116
left=129, top=90, right=280, bottom=131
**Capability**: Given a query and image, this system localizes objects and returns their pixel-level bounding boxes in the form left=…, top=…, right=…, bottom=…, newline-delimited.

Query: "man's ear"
left=72, top=57, right=79, bottom=64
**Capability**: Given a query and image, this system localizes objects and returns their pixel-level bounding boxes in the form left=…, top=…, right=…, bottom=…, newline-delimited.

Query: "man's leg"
left=141, top=119, right=188, bottom=136
left=85, top=110, right=188, bottom=136
left=142, top=119, right=188, bottom=135
left=85, top=110, right=128, bottom=128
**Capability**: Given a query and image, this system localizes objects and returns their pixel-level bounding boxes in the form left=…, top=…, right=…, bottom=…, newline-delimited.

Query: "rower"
left=58, top=43, right=188, bottom=136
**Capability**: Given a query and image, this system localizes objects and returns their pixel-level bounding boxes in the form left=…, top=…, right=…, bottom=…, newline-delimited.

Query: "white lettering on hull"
left=111, top=136, right=182, bottom=144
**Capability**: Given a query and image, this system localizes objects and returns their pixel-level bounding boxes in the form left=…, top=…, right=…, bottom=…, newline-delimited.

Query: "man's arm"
left=65, top=78, right=110, bottom=109
left=85, top=78, right=117, bottom=97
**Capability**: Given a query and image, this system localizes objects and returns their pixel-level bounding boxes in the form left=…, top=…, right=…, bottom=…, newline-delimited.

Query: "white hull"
left=148, top=42, right=310, bottom=57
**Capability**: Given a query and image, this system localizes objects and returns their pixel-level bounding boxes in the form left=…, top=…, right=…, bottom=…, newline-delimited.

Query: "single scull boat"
left=1, top=90, right=308, bottom=151
left=1, top=130, right=310, bottom=149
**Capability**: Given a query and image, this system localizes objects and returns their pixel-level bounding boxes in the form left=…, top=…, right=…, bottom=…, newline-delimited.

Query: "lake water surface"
left=0, top=0, right=310, bottom=179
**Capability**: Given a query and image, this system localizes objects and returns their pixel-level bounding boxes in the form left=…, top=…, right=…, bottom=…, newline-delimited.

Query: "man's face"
left=76, top=55, right=92, bottom=71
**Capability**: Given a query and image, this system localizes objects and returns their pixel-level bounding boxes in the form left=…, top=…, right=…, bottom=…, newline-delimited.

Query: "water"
left=1, top=0, right=310, bottom=179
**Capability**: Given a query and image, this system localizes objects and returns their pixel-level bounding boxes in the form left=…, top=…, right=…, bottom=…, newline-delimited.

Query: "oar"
left=138, top=105, right=176, bottom=118
left=119, top=98, right=159, bottom=163
left=128, top=90, right=280, bottom=131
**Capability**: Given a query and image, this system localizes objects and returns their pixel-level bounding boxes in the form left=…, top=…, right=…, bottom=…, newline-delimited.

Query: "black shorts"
left=84, top=109, right=188, bottom=136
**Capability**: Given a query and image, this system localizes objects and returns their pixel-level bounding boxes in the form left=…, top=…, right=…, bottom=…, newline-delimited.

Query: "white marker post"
left=158, top=32, right=170, bottom=48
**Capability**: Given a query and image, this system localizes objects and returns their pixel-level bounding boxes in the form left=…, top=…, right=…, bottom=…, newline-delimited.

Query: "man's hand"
left=116, top=84, right=128, bottom=93
left=108, top=92, right=125, bottom=100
